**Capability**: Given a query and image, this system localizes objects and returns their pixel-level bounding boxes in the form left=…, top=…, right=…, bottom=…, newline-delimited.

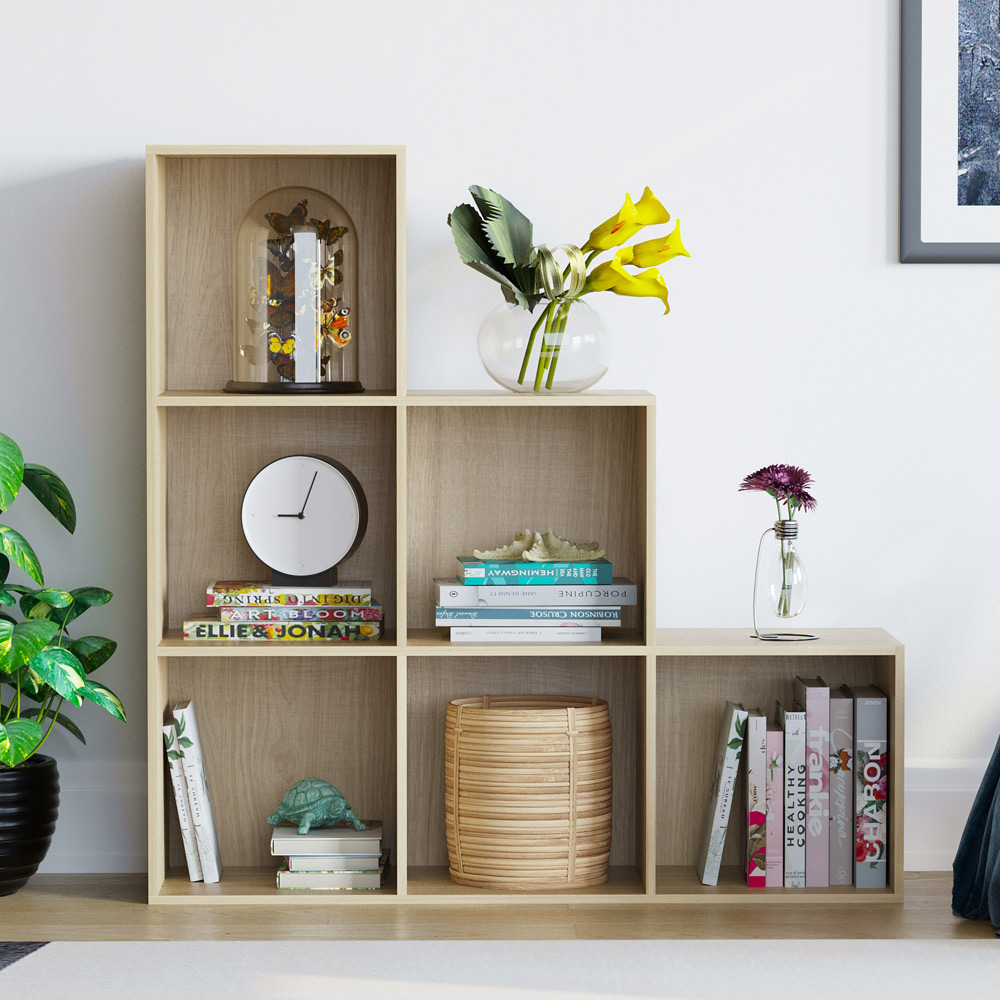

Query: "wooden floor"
left=3, top=873, right=995, bottom=940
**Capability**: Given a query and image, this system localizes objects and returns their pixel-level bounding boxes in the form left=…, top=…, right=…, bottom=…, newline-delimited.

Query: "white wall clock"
left=240, top=455, right=367, bottom=584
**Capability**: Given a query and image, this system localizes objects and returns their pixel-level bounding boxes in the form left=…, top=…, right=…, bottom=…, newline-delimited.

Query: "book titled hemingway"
left=796, top=677, right=830, bottom=888
left=184, top=615, right=381, bottom=642
left=778, top=701, right=806, bottom=888
left=456, top=557, right=613, bottom=586
left=829, top=688, right=855, bottom=886
left=848, top=685, right=888, bottom=889
left=220, top=602, right=382, bottom=622
left=435, top=606, right=620, bottom=627
left=744, top=708, right=767, bottom=887
left=435, top=577, right=638, bottom=607
left=696, top=701, right=748, bottom=886
left=206, top=581, right=372, bottom=607
left=765, top=721, right=784, bottom=888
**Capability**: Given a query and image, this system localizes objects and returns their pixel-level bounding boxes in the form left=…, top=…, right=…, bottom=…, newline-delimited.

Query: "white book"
left=450, top=626, right=600, bottom=643
left=270, top=820, right=383, bottom=857
left=162, top=725, right=203, bottom=882
left=287, top=853, right=383, bottom=872
left=744, top=708, right=768, bottom=887
left=172, top=701, right=223, bottom=884
left=277, top=851, right=389, bottom=890
left=435, top=606, right=621, bottom=627
left=778, top=701, right=807, bottom=888
left=434, top=577, right=638, bottom=607
left=696, top=701, right=748, bottom=886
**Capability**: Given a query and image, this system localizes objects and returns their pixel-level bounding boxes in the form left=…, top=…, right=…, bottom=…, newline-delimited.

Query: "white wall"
left=4, top=0, right=993, bottom=873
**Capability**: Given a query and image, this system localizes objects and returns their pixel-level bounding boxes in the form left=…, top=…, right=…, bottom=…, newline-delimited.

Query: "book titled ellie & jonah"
left=183, top=615, right=381, bottom=642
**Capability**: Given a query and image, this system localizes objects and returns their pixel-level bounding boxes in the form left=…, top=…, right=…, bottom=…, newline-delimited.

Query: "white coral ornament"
left=472, top=530, right=537, bottom=560
left=472, top=529, right=604, bottom=562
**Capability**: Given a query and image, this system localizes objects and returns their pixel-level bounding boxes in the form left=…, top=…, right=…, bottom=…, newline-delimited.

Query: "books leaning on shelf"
left=270, top=820, right=386, bottom=892
left=184, top=582, right=383, bottom=642
left=162, top=724, right=202, bottom=882
left=277, top=852, right=390, bottom=890
left=169, top=701, right=222, bottom=883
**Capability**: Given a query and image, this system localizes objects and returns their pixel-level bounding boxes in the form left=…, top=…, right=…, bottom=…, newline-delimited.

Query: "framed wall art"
left=900, top=0, right=1000, bottom=262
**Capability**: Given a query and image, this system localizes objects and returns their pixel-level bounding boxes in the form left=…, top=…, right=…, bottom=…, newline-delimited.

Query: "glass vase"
left=751, top=520, right=818, bottom=641
left=478, top=299, right=611, bottom=393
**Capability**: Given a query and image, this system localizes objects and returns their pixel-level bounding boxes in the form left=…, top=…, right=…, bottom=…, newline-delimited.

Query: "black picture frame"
left=900, top=0, right=1000, bottom=262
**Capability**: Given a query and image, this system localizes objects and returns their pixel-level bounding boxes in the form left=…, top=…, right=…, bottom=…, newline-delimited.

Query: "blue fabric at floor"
left=0, top=943, right=47, bottom=971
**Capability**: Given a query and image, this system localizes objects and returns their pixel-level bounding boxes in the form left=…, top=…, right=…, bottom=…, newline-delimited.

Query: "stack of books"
left=183, top=580, right=382, bottom=642
left=696, top=681, right=888, bottom=890
left=162, top=700, right=222, bottom=883
left=434, top=559, right=637, bottom=644
left=270, top=821, right=388, bottom=890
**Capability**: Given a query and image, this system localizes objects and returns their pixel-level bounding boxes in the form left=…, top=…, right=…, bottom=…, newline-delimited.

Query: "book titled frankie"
left=778, top=701, right=806, bottom=888
left=848, top=685, right=888, bottom=889
left=696, top=701, right=748, bottom=886
left=184, top=615, right=381, bottom=642
left=796, top=677, right=830, bottom=888
left=829, top=688, right=855, bottom=886
left=744, top=708, right=767, bottom=888
left=221, top=603, right=382, bottom=622
left=435, top=606, right=620, bottom=627
left=765, top=721, right=784, bottom=888
left=206, top=581, right=372, bottom=607
left=434, top=578, right=638, bottom=607
left=456, top=558, right=613, bottom=586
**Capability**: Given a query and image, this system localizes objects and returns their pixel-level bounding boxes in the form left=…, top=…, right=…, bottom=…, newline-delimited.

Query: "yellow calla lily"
left=584, top=258, right=671, bottom=314
left=617, top=222, right=690, bottom=268
left=581, top=186, right=671, bottom=252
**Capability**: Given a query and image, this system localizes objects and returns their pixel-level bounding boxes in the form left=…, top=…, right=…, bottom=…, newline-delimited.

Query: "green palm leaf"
left=468, top=186, right=534, bottom=267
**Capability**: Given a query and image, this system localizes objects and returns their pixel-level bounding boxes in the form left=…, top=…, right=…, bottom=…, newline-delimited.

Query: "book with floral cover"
left=848, top=685, right=888, bottom=889
left=829, top=689, right=855, bottom=886
left=744, top=709, right=767, bottom=887
left=765, top=721, right=784, bottom=887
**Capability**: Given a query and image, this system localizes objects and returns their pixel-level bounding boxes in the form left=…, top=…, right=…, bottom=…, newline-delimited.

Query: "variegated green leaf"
left=31, top=588, right=73, bottom=608
left=0, top=717, right=43, bottom=766
left=70, top=636, right=117, bottom=673
left=22, top=463, right=76, bottom=533
left=29, top=646, right=85, bottom=705
left=0, top=525, right=43, bottom=585
left=0, top=554, right=9, bottom=584
left=0, top=590, right=14, bottom=607
left=79, top=679, right=126, bottom=722
left=42, top=586, right=113, bottom=628
left=0, top=432, right=24, bottom=513
left=21, top=706, right=86, bottom=745
left=0, top=618, right=60, bottom=673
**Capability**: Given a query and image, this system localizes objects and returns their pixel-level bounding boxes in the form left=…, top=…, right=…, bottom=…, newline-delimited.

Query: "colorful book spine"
left=765, top=721, right=784, bottom=888
left=434, top=577, right=638, bottom=607
left=206, top=581, right=372, bottom=607
left=172, top=701, right=222, bottom=884
left=456, top=558, right=613, bottom=585
left=744, top=709, right=767, bottom=888
left=829, top=689, right=855, bottom=886
left=796, top=676, right=830, bottom=887
left=778, top=702, right=806, bottom=888
left=184, top=616, right=381, bottom=642
left=696, top=701, right=748, bottom=886
left=449, top=626, right=600, bottom=643
left=435, top=606, right=620, bottom=626
left=162, top=725, right=203, bottom=882
left=849, top=685, right=888, bottom=889
left=220, top=603, right=382, bottom=622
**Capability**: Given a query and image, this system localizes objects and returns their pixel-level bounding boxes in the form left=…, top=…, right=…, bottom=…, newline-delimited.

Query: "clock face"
left=241, top=456, right=364, bottom=576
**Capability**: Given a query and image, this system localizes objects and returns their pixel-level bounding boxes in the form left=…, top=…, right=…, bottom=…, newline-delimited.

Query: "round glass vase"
left=478, top=299, right=611, bottom=393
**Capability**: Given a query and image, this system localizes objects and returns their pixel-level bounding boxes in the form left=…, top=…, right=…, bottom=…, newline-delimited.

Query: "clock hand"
left=298, top=471, right=318, bottom=517
left=276, top=513, right=304, bottom=519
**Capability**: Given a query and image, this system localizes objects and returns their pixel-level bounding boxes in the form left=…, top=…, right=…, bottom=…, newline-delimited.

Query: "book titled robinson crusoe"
left=744, top=708, right=767, bottom=888
left=796, top=677, right=830, bottom=887
left=456, top=557, right=613, bottom=586
left=829, top=688, right=855, bottom=886
left=696, top=701, right=748, bottom=886
left=221, top=603, right=382, bottom=622
left=206, top=581, right=372, bottom=607
left=435, top=606, right=621, bottom=627
left=449, top=626, right=601, bottom=643
left=765, top=720, right=784, bottom=888
left=434, top=578, right=638, bottom=607
left=270, top=821, right=383, bottom=857
left=778, top=701, right=806, bottom=888
left=277, top=851, right=390, bottom=890
left=172, top=701, right=222, bottom=884
left=847, top=685, right=888, bottom=889
left=162, top=725, right=202, bottom=882
left=184, top=615, right=381, bottom=642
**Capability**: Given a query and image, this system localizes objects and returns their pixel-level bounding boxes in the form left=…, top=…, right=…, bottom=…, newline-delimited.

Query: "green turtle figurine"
left=267, top=778, right=367, bottom=835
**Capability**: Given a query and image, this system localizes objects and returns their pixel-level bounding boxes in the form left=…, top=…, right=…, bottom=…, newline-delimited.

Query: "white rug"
left=1, top=941, right=998, bottom=999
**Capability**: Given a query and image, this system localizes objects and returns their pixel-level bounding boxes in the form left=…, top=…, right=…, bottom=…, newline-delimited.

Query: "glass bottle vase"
left=751, top=519, right=818, bottom=641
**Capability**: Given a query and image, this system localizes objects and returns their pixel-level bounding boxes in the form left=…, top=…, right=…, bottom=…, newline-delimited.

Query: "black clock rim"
left=240, top=454, right=368, bottom=575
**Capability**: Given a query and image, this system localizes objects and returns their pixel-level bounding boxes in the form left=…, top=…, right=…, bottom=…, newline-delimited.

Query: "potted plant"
left=0, top=430, right=125, bottom=895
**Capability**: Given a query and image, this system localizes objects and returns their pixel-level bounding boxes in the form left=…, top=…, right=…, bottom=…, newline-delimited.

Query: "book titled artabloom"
left=434, top=578, right=638, bottom=607
left=221, top=603, right=382, bottom=622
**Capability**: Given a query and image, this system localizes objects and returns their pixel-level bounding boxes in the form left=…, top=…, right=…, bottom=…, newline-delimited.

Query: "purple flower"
left=739, top=464, right=817, bottom=513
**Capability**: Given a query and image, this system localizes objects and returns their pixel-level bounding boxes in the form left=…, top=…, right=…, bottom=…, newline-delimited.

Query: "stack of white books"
left=270, top=821, right=388, bottom=890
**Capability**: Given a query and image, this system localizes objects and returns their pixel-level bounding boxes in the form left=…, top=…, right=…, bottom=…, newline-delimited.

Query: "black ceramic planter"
left=0, top=754, right=59, bottom=896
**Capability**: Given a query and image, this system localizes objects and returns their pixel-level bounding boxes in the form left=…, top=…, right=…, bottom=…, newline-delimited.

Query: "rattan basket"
left=444, top=694, right=612, bottom=890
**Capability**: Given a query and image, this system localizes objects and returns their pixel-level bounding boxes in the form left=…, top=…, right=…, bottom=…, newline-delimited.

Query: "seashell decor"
left=472, top=529, right=605, bottom=562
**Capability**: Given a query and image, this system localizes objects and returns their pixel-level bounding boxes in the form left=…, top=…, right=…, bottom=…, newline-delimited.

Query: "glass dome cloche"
left=226, top=186, right=363, bottom=393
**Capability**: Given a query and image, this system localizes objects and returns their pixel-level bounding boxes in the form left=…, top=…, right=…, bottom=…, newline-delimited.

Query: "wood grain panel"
left=656, top=654, right=897, bottom=867
left=165, top=657, right=396, bottom=868
left=406, top=657, right=642, bottom=869
left=406, top=407, right=645, bottom=632
left=163, top=155, right=397, bottom=391
left=164, top=407, right=395, bottom=631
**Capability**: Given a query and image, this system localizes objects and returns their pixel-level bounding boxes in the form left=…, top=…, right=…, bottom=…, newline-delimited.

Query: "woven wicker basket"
left=444, top=694, right=612, bottom=890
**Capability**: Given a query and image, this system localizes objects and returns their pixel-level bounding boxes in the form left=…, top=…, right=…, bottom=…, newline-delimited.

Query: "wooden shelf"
left=652, top=627, right=902, bottom=657
left=156, top=390, right=399, bottom=407
left=404, top=390, right=654, bottom=407
left=156, top=866, right=398, bottom=904
left=404, top=628, right=647, bottom=655
left=406, top=865, right=646, bottom=901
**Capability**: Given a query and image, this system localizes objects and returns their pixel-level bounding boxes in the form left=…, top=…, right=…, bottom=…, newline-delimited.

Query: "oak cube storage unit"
left=146, top=146, right=904, bottom=905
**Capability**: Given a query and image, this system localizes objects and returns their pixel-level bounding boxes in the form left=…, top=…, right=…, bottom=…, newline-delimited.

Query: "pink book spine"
left=802, top=682, right=830, bottom=887
left=745, top=711, right=767, bottom=887
left=765, top=724, right=784, bottom=888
